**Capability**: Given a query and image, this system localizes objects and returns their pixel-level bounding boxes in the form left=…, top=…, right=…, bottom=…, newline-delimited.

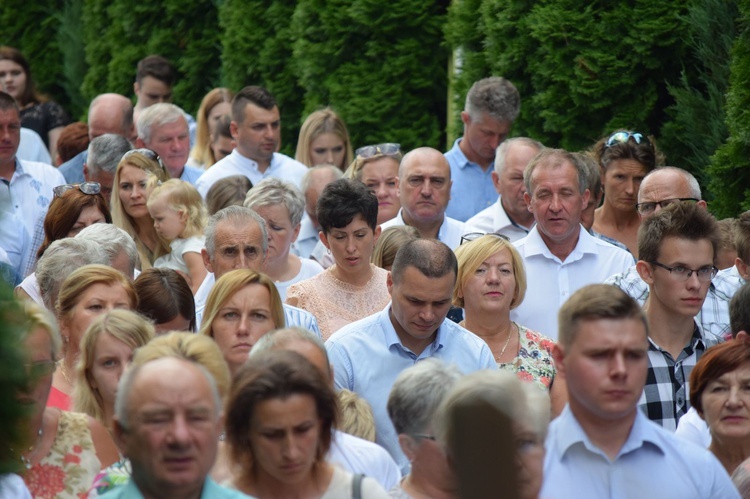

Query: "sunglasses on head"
left=355, top=143, right=401, bottom=159
left=53, top=181, right=101, bottom=198
left=604, top=131, right=652, bottom=149
left=122, top=148, right=167, bottom=174
left=460, top=232, right=511, bottom=246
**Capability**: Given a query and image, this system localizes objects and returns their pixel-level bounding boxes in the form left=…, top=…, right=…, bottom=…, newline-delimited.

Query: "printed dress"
left=497, top=323, right=556, bottom=391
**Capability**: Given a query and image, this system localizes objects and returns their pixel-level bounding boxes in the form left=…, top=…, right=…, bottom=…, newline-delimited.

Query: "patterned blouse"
left=498, top=323, right=556, bottom=390
left=23, top=411, right=101, bottom=499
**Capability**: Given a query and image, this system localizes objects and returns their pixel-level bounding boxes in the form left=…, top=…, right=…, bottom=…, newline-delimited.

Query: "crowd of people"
left=1, top=47, right=750, bottom=498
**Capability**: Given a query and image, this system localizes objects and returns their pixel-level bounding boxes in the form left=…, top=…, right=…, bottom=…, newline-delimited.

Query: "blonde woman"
left=188, top=88, right=234, bottom=169
left=73, top=310, right=155, bottom=430
left=344, top=143, right=401, bottom=225
left=199, top=269, right=285, bottom=377
left=295, top=108, right=353, bottom=169
left=371, top=225, right=419, bottom=271
left=110, top=149, right=170, bottom=269
left=51, top=265, right=137, bottom=410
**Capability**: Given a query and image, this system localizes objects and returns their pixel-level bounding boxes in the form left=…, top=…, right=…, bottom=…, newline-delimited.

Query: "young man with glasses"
left=635, top=201, right=721, bottom=431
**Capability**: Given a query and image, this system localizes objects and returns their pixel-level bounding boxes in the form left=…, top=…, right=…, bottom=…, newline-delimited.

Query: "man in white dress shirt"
left=511, top=149, right=633, bottom=340
left=380, top=147, right=466, bottom=249
left=196, top=86, right=308, bottom=197
left=466, top=137, right=542, bottom=241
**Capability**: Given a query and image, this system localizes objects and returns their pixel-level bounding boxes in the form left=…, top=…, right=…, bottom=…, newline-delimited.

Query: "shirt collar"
left=378, top=303, right=445, bottom=356
left=521, top=225, right=595, bottom=262
left=395, top=208, right=451, bottom=243
left=232, top=149, right=279, bottom=172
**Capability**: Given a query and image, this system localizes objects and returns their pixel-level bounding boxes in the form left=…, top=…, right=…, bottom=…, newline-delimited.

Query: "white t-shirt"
left=153, top=236, right=205, bottom=274
left=274, top=258, right=324, bottom=301
left=321, top=465, right=389, bottom=499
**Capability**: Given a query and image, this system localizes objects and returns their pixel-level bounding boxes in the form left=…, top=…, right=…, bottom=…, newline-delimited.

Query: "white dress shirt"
left=379, top=209, right=467, bottom=250
left=465, top=196, right=532, bottom=242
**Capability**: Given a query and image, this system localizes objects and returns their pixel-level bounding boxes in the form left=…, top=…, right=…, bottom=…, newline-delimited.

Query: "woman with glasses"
left=591, top=130, right=661, bottom=257
left=453, top=234, right=566, bottom=414
left=345, top=143, right=402, bottom=225
left=295, top=108, right=353, bottom=170
left=18, top=300, right=119, bottom=498
left=110, top=149, right=170, bottom=269
left=287, top=179, right=390, bottom=340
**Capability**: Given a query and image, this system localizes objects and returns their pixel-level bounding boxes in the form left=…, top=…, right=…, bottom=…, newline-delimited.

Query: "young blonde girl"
left=147, top=179, right=208, bottom=293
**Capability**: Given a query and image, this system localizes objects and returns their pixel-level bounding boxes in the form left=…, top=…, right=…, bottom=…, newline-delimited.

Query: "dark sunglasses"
left=53, top=181, right=101, bottom=198
left=460, top=232, right=511, bottom=246
left=355, top=143, right=401, bottom=159
left=604, top=131, right=652, bottom=149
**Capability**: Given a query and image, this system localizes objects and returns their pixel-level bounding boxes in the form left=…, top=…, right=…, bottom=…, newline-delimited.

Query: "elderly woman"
left=387, top=358, right=462, bottom=498
left=454, top=234, right=565, bottom=414
left=690, top=340, right=750, bottom=474
left=199, top=269, right=285, bottom=377
left=188, top=87, right=233, bottom=169
left=591, top=131, right=659, bottom=256
left=295, top=108, right=354, bottom=169
left=225, top=349, right=388, bottom=497
left=433, top=370, right=549, bottom=499
left=110, top=149, right=170, bottom=269
left=287, top=178, right=390, bottom=340
left=345, top=143, right=402, bottom=225
left=244, top=177, right=324, bottom=300
left=134, top=267, right=196, bottom=333
left=18, top=301, right=118, bottom=498
left=73, top=310, right=154, bottom=430
left=50, top=264, right=137, bottom=410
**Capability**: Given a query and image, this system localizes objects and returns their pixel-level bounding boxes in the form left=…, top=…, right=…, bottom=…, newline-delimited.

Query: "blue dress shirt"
left=326, top=304, right=497, bottom=473
left=444, top=138, right=497, bottom=222
left=58, top=150, right=87, bottom=184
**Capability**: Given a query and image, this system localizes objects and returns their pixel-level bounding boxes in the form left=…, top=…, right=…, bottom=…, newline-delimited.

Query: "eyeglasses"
left=355, top=143, right=401, bottom=159
left=650, top=262, right=718, bottom=282
left=26, top=360, right=56, bottom=379
left=460, top=232, right=511, bottom=246
left=635, top=198, right=699, bottom=215
left=122, top=148, right=167, bottom=174
left=605, top=131, right=652, bottom=149
left=53, top=181, right=101, bottom=198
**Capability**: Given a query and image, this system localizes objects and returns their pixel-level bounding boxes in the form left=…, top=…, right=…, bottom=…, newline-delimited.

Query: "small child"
left=147, top=179, right=208, bottom=294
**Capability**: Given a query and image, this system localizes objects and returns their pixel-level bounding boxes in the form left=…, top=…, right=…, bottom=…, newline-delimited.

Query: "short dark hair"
left=638, top=202, right=720, bottom=265
left=135, top=55, right=175, bottom=86
left=558, top=284, right=648, bottom=348
left=690, top=340, right=750, bottom=415
left=391, top=239, right=457, bottom=285
left=232, top=86, right=277, bottom=123
left=730, top=282, right=750, bottom=337
left=0, top=91, right=19, bottom=113
left=316, top=178, right=378, bottom=234
left=134, top=268, right=196, bottom=332
left=735, top=211, right=750, bottom=264
left=593, top=130, right=661, bottom=173
left=226, top=350, right=337, bottom=472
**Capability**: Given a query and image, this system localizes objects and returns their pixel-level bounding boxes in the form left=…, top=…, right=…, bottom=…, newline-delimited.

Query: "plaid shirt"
left=604, top=265, right=745, bottom=341
left=638, top=324, right=718, bottom=431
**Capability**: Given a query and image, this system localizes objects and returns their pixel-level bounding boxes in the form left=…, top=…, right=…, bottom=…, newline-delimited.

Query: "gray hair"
left=434, top=370, right=529, bottom=449
left=642, top=166, right=702, bottom=200
left=251, top=327, right=329, bottom=366
left=300, top=164, right=344, bottom=195
left=571, top=152, right=602, bottom=198
left=524, top=148, right=587, bottom=196
left=521, top=383, right=551, bottom=439
left=244, top=177, right=305, bottom=227
left=732, top=457, right=750, bottom=498
left=115, top=357, right=221, bottom=430
left=87, top=134, right=132, bottom=174
left=465, top=77, right=521, bottom=124
left=76, top=223, right=138, bottom=278
left=136, top=103, right=188, bottom=145
left=37, top=239, right=108, bottom=310
left=387, top=358, right=462, bottom=436
left=204, top=205, right=268, bottom=258
left=494, top=137, right=544, bottom=175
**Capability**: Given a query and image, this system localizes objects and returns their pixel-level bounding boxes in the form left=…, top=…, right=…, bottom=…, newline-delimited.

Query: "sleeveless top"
left=23, top=411, right=101, bottom=499
left=286, top=265, right=391, bottom=341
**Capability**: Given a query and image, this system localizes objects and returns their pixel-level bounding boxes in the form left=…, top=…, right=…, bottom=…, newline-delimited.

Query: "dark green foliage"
left=219, top=0, right=301, bottom=156
left=660, top=0, right=737, bottom=188
left=707, top=0, right=750, bottom=218
left=56, top=0, right=89, bottom=119
left=292, top=0, right=451, bottom=151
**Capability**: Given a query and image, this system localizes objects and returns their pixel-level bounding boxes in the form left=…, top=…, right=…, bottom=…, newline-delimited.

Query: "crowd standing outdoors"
left=0, top=47, right=749, bottom=498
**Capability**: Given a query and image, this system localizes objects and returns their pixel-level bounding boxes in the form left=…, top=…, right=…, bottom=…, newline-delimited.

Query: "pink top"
left=46, top=386, right=71, bottom=411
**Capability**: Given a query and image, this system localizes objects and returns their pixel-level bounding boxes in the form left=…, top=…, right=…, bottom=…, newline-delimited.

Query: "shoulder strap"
left=351, top=473, right=364, bottom=499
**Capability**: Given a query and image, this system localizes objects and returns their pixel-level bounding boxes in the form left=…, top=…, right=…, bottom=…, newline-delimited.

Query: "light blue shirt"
left=196, top=149, right=308, bottom=197
left=17, top=128, right=52, bottom=165
left=542, top=406, right=739, bottom=499
left=444, top=138, right=497, bottom=222
left=58, top=150, right=87, bottom=184
left=180, top=164, right=203, bottom=185
left=379, top=209, right=467, bottom=250
left=98, top=476, right=251, bottom=499
left=327, top=304, right=497, bottom=473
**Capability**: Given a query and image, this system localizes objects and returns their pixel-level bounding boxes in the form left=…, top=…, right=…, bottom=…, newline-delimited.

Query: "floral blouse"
left=498, top=323, right=556, bottom=391
left=23, top=411, right=101, bottom=499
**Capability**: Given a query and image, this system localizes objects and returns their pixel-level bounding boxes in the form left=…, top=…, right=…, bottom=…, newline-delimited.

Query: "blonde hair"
left=111, top=151, right=171, bottom=268
left=56, top=264, right=138, bottom=325
left=453, top=235, right=527, bottom=309
left=131, top=332, right=232, bottom=400
left=73, top=309, right=155, bottom=425
left=147, top=179, right=208, bottom=239
left=295, top=108, right=353, bottom=169
left=371, top=226, right=420, bottom=270
left=337, top=389, right=376, bottom=442
left=191, top=88, right=234, bottom=168
left=199, top=269, right=285, bottom=340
